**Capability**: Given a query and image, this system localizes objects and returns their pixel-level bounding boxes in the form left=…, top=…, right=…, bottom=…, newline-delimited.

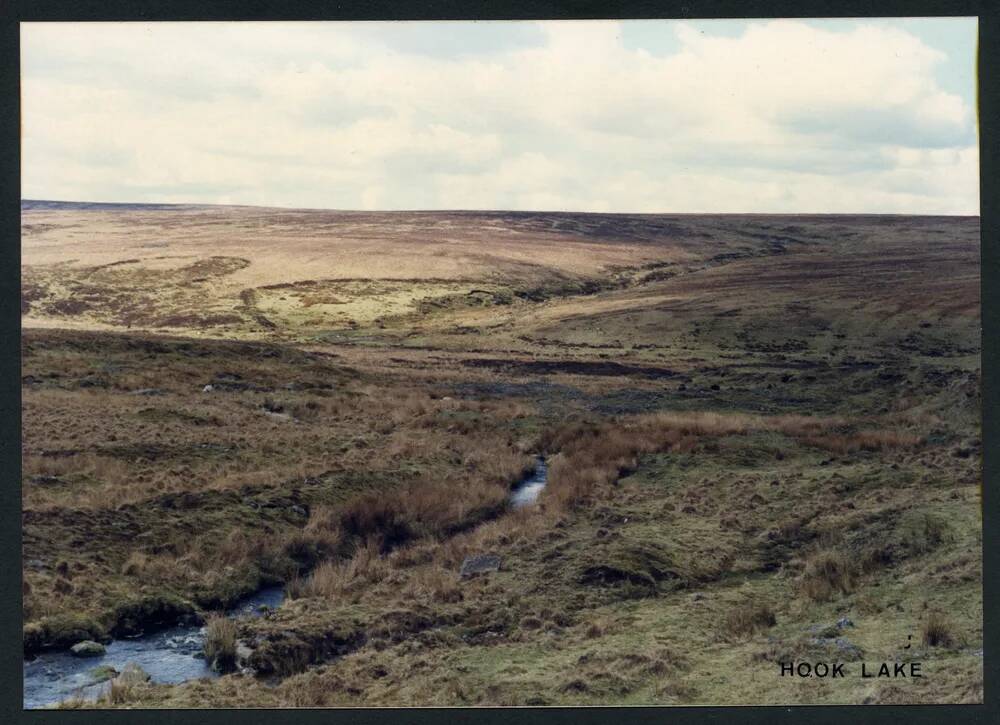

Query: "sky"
left=20, top=18, right=979, bottom=214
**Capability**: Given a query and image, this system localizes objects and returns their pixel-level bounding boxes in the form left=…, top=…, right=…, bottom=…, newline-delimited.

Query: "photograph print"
left=20, top=17, right=983, bottom=708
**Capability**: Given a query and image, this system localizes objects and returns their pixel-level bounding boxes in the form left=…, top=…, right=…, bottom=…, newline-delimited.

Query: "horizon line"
left=20, top=199, right=982, bottom=218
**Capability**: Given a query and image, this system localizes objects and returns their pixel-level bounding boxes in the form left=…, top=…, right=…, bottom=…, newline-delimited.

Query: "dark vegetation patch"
left=461, top=357, right=678, bottom=379
left=724, top=602, right=777, bottom=638
left=578, top=542, right=683, bottom=595
left=45, top=299, right=92, bottom=316
left=110, top=595, right=201, bottom=638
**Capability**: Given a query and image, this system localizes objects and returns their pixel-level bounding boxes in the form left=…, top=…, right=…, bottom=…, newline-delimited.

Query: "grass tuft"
left=799, top=548, right=857, bottom=602
left=724, top=602, right=777, bottom=639
left=921, top=611, right=957, bottom=648
left=203, top=616, right=239, bottom=671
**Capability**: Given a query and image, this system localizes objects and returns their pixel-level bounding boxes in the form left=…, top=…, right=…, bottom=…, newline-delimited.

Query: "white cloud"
left=20, top=19, right=979, bottom=213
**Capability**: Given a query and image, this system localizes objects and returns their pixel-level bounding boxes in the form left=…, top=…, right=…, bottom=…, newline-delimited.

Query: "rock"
left=811, top=617, right=856, bottom=639
left=235, top=641, right=254, bottom=669
left=290, top=504, right=308, bottom=517
left=833, top=637, right=864, bottom=659
left=70, top=640, right=106, bottom=657
left=78, top=375, right=109, bottom=388
left=88, top=665, right=118, bottom=683
left=202, top=384, right=214, bottom=393
left=116, top=662, right=151, bottom=685
left=460, top=553, right=501, bottom=579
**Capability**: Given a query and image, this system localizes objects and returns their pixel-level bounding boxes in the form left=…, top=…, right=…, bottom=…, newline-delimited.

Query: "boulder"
left=812, top=617, right=856, bottom=639
left=116, top=662, right=151, bottom=685
left=262, top=409, right=293, bottom=421
left=235, top=640, right=254, bottom=670
left=88, top=665, right=118, bottom=683
left=70, top=640, right=106, bottom=657
left=460, top=554, right=501, bottom=579
left=833, top=636, right=864, bottom=660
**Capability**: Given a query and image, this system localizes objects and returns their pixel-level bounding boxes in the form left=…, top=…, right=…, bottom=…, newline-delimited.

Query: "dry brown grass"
left=336, top=452, right=530, bottom=552
left=203, top=616, right=239, bottom=670
left=216, top=530, right=271, bottom=569
left=21, top=331, right=554, bottom=640
left=802, top=429, right=923, bottom=454
left=921, top=611, right=957, bottom=648
left=536, top=411, right=925, bottom=513
left=99, top=678, right=145, bottom=706
left=430, top=506, right=546, bottom=569
left=23, top=451, right=131, bottom=486
left=287, top=540, right=389, bottom=599
left=288, top=487, right=545, bottom=604
left=723, top=602, right=777, bottom=639
left=400, top=565, right=463, bottom=603
left=539, top=413, right=751, bottom=511
left=799, top=548, right=857, bottom=602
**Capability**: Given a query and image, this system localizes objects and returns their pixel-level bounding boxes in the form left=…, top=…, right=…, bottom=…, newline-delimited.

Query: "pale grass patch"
left=203, top=616, right=238, bottom=668
left=799, top=547, right=857, bottom=602
left=289, top=540, right=388, bottom=599
left=539, top=410, right=925, bottom=511
left=400, top=565, right=462, bottom=603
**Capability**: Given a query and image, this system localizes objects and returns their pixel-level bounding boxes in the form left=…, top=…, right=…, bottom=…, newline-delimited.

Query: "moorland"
left=21, top=201, right=983, bottom=706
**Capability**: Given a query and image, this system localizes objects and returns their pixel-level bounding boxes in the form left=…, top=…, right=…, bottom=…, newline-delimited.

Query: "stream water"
left=509, top=457, right=548, bottom=508
left=24, top=458, right=548, bottom=709
left=23, top=587, right=284, bottom=709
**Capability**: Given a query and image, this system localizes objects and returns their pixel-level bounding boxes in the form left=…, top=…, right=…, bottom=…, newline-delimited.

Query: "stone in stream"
left=235, top=641, right=255, bottom=672
left=460, top=554, right=502, bottom=579
left=116, top=662, right=152, bottom=685
left=70, top=640, right=106, bottom=657
left=88, top=665, right=119, bottom=684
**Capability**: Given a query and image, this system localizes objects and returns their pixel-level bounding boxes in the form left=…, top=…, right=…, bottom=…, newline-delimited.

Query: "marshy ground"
left=21, top=203, right=982, bottom=706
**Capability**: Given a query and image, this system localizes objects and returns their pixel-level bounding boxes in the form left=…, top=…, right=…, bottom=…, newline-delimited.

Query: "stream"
left=509, top=457, right=548, bottom=508
left=24, top=457, right=548, bottom=708
left=23, top=587, right=284, bottom=709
